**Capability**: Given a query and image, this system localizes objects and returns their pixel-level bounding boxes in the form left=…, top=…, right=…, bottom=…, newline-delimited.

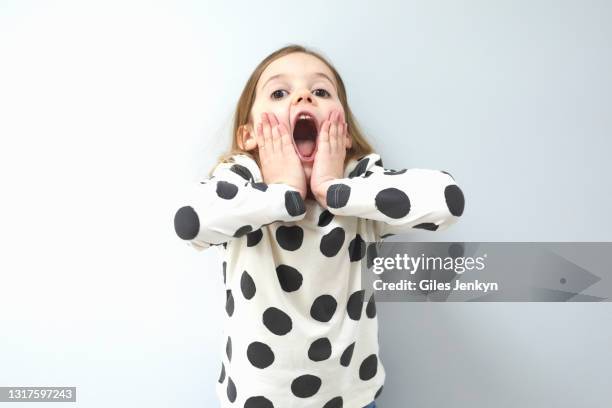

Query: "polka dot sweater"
left=174, top=152, right=465, bottom=408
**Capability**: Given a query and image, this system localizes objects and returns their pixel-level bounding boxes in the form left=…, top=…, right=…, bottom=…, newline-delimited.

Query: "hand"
left=255, top=112, right=308, bottom=200
left=310, top=109, right=349, bottom=208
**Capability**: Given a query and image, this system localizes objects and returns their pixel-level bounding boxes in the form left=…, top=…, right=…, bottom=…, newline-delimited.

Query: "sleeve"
left=173, top=154, right=307, bottom=252
left=325, top=153, right=465, bottom=240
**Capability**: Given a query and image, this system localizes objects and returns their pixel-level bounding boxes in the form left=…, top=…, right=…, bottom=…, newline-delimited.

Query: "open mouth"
left=292, top=112, right=318, bottom=161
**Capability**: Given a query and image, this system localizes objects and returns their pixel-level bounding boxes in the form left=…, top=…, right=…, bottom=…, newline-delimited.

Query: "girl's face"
left=247, top=52, right=348, bottom=181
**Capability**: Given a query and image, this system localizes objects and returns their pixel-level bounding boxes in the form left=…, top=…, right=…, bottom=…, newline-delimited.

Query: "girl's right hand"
left=256, top=112, right=308, bottom=200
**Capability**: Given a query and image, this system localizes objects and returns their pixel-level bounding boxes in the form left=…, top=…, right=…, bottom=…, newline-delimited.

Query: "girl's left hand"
left=310, top=109, right=349, bottom=208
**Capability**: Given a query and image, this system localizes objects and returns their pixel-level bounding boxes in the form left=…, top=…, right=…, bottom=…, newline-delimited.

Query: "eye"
left=313, top=88, right=331, bottom=98
left=271, top=89, right=288, bottom=100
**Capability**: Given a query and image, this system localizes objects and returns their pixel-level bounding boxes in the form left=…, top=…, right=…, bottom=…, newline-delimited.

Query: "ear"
left=237, top=124, right=258, bottom=151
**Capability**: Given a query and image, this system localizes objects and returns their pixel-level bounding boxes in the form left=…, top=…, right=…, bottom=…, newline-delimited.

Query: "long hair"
left=208, top=44, right=375, bottom=177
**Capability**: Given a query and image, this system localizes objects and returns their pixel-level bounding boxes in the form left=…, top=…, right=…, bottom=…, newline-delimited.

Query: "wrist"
left=313, top=179, right=336, bottom=206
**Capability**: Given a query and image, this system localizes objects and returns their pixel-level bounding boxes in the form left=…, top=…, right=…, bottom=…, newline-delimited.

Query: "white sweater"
left=174, top=152, right=465, bottom=408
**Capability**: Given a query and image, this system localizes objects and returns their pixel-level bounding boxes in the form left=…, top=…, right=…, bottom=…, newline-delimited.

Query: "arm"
left=173, top=154, right=307, bottom=251
left=316, top=153, right=465, bottom=239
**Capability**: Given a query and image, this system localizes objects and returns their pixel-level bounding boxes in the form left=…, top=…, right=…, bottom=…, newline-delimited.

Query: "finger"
left=268, top=112, right=279, bottom=127
left=271, top=121, right=282, bottom=152
left=267, top=113, right=282, bottom=151
left=318, top=119, right=330, bottom=148
left=262, top=113, right=274, bottom=153
left=329, top=111, right=339, bottom=151
left=335, top=113, right=343, bottom=151
left=335, top=113, right=345, bottom=151
left=255, top=122, right=265, bottom=151
left=278, top=122, right=294, bottom=152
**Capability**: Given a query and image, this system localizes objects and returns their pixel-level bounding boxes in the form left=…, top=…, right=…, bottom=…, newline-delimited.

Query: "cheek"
left=251, top=104, right=291, bottom=128
left=338, top=105, right=346, bottom=121
left=273, top=107, right=290, bottom=128
left=324, top=103, right=346, bottom=121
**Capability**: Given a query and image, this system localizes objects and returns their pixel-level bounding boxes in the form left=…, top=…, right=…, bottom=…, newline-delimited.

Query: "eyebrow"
left=260, top=72, right=337, bottom=92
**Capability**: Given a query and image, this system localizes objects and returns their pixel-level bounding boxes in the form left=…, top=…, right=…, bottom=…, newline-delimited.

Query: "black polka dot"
left=230, top=163, right=253, bottom=181
left=234, top=225, right=253, bottom=237
left=348, top=234, right=366, bottom=262
left=318, top=210, right=334, bottom=227
left=359, top=354, right=378, bottom=380
left=218, top=362, right=225, bottom=383
left=226, top=336, right=232, bottom=361
left=225, top=289, right=234, bottom=316
left=308, top=337, right=332, bottom=361
left=414, top=222, right=439, bottom=231
left=380, top=233, right=395, bottom=239
left=320, top=227, right=345, bottom=257
left=217, top=181, right=239, bottom=199
left=375, top=385, right=384, bottom=399
left=340, top=342, right=355, bottom=367
left=251, top=182, right=268, bottom=192
left=226, top=376, right=237, bottom=402
left=383, top=168, right=407, bottom=175
left=323, top=396, right=343, bottom=408
left=275, top=225, right=304, bottom=251
left=366, top=293, right=376, bottom=318
left=326, top=184, right=351, bottom=209
left=174, top=206, right=199, bottom=240
left=441, top=170, right=455, bottom=180
left=347, top=290, right=365, bottom=320
left=366, top=243, right=378, bottom=269
left=310, top=295, right=337, bottom=322
left=222, top=261, right=226, bottom=285
left=247, top=341, right=275, bottom=369
left=375, top=188, right=411, bottom=219
left=247, top=229, right=263, bottom=247
left=244, top=396, right=274, bottom=408
left=263, top=307, right=292, bottom=335
left=285, top=190, right=306, bottom=216
left=448, top=243, right=465, bottom=258
left=276, top=264, right=303, bottom=292
left=444, top=184, right=465, bottom=216
left=364, top=170, right=374, bottom=178
left=291, top=374, right=321, bottom=398
left=374, top=158, right=383, bottom=167
left=240, top=271, right=256, bottom=300
left=349, top=158, right=369, bottom=178
left=223, top=242, right=227, bottom=249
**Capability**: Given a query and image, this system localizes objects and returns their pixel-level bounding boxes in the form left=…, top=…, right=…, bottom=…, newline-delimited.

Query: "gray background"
left=0, top=0, right=610, bottom=407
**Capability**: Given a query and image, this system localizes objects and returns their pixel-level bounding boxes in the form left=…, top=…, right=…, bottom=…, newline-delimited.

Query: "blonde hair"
left=208, top=44, right=376, bottom=177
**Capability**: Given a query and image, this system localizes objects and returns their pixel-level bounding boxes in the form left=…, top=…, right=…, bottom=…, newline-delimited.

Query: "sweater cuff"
left=263, top=183, right=307, bottom=222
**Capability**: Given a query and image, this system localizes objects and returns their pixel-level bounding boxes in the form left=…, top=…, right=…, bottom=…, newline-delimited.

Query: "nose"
left=292, top=88, right=314, bottom=105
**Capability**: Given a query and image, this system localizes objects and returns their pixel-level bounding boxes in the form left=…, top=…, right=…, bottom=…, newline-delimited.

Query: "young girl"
left=174, top=44, right=465, bottom=408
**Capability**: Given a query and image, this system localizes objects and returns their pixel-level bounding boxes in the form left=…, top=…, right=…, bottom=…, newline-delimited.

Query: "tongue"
left=296, top=139, right=315, bottom=157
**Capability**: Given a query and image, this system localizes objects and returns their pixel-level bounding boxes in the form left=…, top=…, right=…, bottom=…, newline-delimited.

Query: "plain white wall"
left=1, top=0, right=611, bottom=407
